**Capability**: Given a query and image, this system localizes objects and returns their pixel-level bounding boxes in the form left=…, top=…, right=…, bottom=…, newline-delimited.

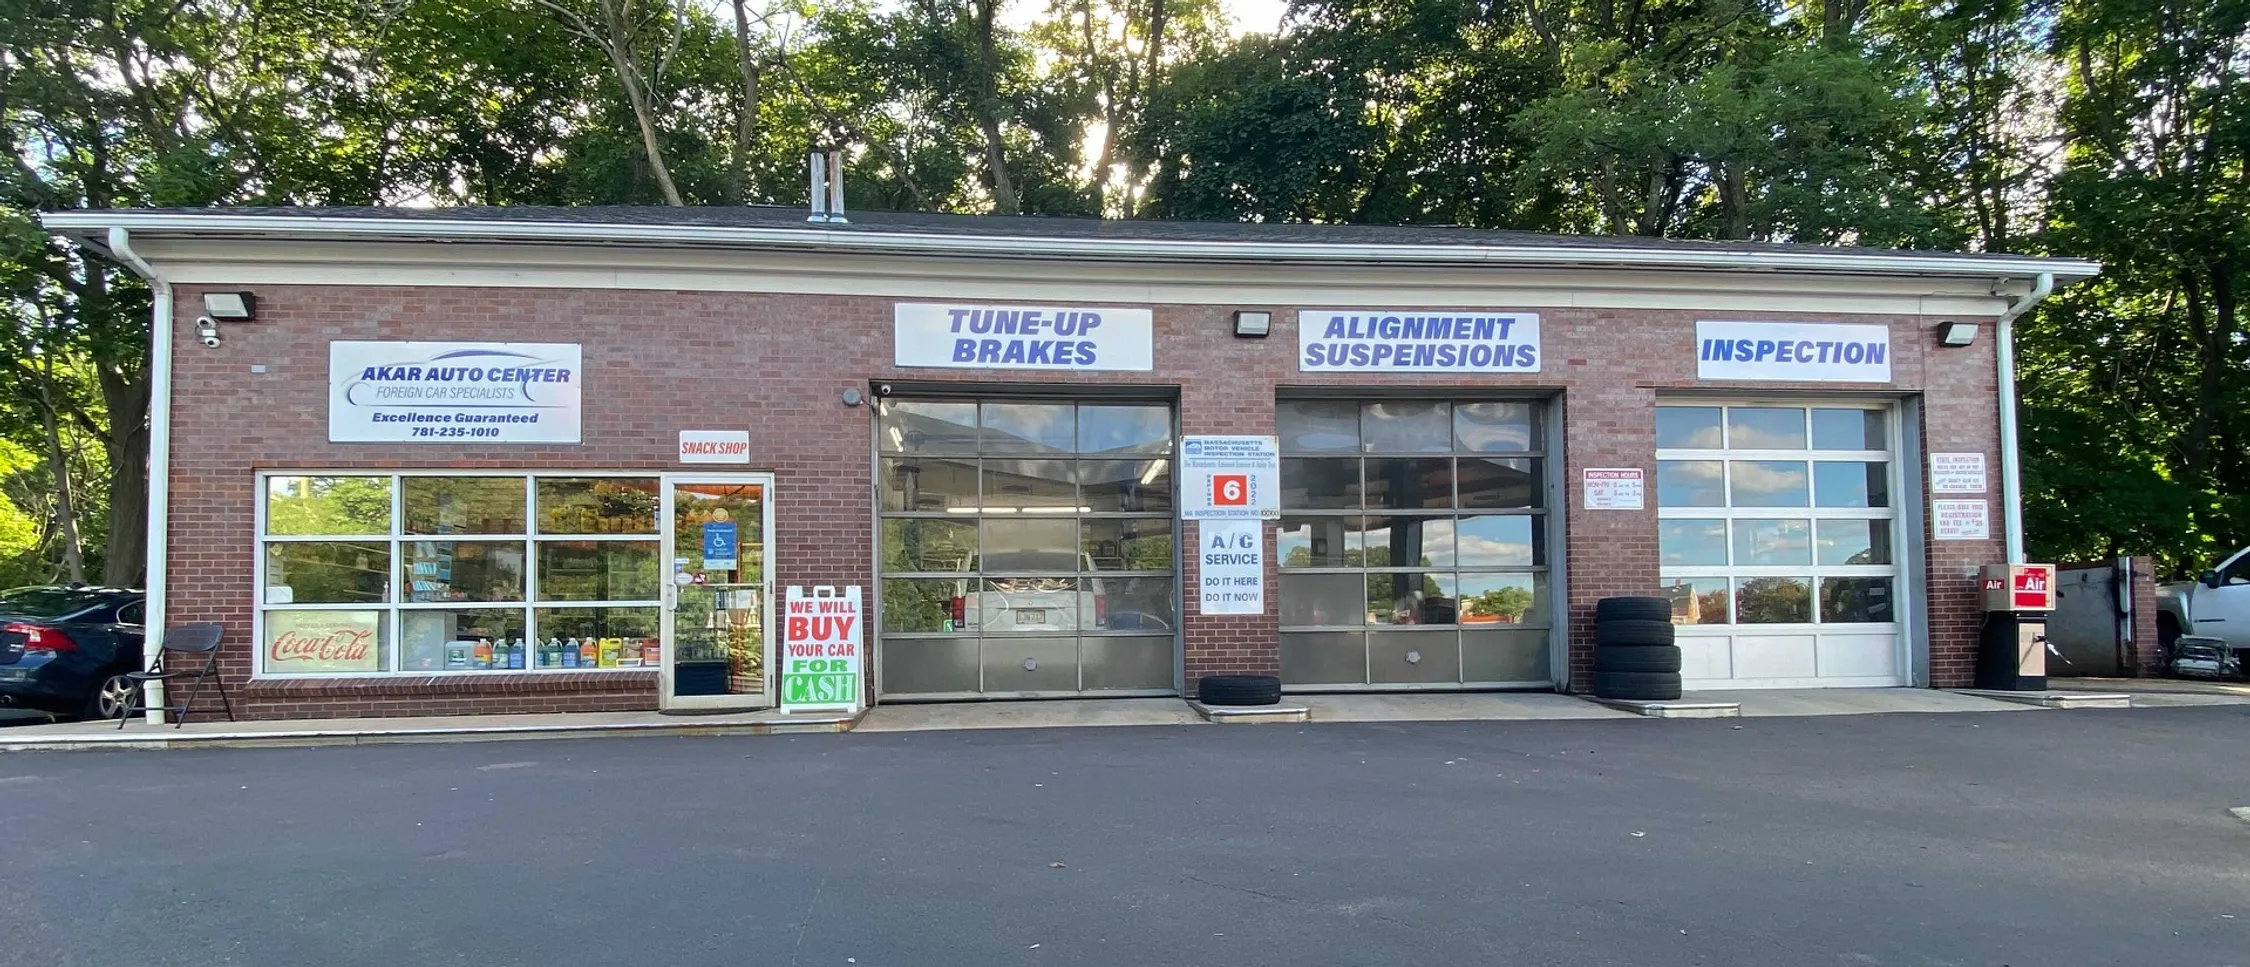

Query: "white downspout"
left=1995, top=271, right=2054, bottom=565
left=107, top=227, right=171, bottom=723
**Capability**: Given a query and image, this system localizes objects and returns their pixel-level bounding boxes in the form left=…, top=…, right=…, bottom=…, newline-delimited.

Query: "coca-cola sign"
left=264, top=611, right=382, bottom=672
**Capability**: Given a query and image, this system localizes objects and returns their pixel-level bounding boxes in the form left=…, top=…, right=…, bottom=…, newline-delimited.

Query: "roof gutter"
left=106, top=226, right=172, bottom=724
left=42, top=212, right=2102, bottom=281
left=1995, top=272, right=2054, bottom=565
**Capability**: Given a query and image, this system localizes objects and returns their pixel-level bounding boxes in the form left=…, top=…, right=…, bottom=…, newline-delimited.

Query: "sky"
left=1219, top=0, right=1291, bottom=35
left=998, top=0, right=1292, bottom=37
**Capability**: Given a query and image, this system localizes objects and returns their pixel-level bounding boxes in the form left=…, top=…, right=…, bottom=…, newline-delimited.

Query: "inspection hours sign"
left=780, top=586, right=862, bottom=714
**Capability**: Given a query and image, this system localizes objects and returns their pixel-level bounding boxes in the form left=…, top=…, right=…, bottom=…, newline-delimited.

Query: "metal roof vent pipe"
left=807, top=151, right=828, bottom=222
left=807, top=150, right=849, bottom=225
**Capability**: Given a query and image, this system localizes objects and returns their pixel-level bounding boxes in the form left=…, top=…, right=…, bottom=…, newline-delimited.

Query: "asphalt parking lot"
left=4, top=705, right=2246, bottom=967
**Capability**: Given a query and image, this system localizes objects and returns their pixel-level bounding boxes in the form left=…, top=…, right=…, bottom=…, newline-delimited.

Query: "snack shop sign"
left=330, top=341, right=583, bottom=443
left=780, top=586, right=863, bottom=714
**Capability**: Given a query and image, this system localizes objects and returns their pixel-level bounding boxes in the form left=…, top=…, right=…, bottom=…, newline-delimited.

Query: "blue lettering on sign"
left=1300, top=312, right=1539, bottom=373
left=1699, top=338, right=1887, bottom=367
left=937, top=307, right=1104, bottom=367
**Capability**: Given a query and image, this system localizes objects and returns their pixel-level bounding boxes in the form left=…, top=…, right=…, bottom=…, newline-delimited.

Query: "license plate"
left=1016, top=608, right=1047, bottom=624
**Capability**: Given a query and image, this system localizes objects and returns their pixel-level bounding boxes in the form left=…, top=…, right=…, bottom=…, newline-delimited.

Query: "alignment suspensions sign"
left=330, top=342, right=583, bottom=443
left=1298, top=310, right=1541, bottom=373
left=1695, top=321, right=1893, bottom=383
left=895, top=303, right=1155, bottom=371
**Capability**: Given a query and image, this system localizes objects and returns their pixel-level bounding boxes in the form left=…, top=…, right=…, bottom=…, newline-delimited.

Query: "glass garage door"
left=876, top=398, right=1180, bottom=699
left=1275, top=399, right=1555, bottom=690
left=1655, top=402, right=1906, bottom=688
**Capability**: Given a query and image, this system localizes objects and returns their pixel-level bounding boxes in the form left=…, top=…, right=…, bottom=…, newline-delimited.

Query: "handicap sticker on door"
left=702, top=521, right=738, bottom=571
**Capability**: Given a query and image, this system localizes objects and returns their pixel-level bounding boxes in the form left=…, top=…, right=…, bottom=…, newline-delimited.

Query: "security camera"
left=194, top=316, right=221, bottom=348
left=875, top=383, right=893, bottom=397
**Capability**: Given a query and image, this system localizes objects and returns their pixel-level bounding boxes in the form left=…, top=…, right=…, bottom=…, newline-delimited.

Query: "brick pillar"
left=1177, top=323, right=1282, bottom=695
left=2123, top=556, right=2162, bottom=677
left=1561, top=384, right=1660, bottom=691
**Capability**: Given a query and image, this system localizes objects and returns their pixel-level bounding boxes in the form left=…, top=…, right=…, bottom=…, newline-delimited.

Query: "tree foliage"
left=2, top=0, right=2245, bottom=584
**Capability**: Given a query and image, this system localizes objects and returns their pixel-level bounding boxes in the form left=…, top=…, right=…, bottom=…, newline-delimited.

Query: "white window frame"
left=1655, top=401, right=1904, bottom=632
left=253, top=470, right=668, bottom=679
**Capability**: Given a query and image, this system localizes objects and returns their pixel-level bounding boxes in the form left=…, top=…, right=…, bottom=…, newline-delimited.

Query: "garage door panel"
left=1732, top=634, right=1819, bottom=679
left=980, top=637, right=1080, bottom=693
left=1815, top=633, right=1902, bottom=679
left=1282, top=631, right=1365, bottom=685
left=881, top=637, right=980, bottom=695
left=1370, top=631, right=1460, bottom=684
left=1677, top=634, right=1732, bottom=680
left=1462, top=628, right=1548, bottom=683
left=1081, top=636, right=1174, bottom=690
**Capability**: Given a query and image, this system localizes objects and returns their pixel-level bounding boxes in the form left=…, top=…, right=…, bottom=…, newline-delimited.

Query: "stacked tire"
left=1592, top=596, right=1683, bottom=701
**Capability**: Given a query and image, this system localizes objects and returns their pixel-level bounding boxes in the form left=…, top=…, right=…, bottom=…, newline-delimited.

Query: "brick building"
left=44, top=206, right=2097, bottom=720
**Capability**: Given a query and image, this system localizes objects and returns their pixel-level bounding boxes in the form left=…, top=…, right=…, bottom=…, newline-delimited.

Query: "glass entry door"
left=660, top=475, right=773, bottom=712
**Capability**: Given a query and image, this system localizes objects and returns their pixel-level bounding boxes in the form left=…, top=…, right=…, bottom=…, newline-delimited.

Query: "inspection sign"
left=780, top=586, right=862, bottom=714
left=1180, top=436, right=1280, bottom=520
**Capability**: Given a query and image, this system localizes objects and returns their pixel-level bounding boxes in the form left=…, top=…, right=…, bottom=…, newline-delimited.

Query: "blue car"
left=0, top=586, right=146, bottom=720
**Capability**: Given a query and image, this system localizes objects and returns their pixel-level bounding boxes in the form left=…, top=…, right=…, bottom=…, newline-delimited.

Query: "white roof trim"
left=41, top=211, right=2101, bottom=281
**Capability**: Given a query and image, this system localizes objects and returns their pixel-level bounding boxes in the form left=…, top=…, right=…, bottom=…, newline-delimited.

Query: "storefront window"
left=259, top=473, right=663, bottom=676
left=876, top=398, right=1179, bottom=697
left=1277, top=399, right=1552, bottom=686
left=1656, top=403, right=1898, bottom=628
left=265, top=476, right=392, bottom=536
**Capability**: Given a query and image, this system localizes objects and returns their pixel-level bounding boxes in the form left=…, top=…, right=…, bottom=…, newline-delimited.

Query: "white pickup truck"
left=2155, top=547, right=2250, bottom=674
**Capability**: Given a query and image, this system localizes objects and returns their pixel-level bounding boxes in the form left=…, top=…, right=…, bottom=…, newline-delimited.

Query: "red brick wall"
left=2125, top=556, right=2162, bottom=676
left=163, top=283, right=2008, bottom=719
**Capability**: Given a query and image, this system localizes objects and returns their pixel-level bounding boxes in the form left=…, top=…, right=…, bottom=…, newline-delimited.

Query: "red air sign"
left=2012, top=565, right=2055, bottom=611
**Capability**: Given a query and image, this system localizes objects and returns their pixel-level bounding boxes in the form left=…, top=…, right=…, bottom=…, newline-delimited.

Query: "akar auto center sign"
left=330, top=341, right=583, bottom=443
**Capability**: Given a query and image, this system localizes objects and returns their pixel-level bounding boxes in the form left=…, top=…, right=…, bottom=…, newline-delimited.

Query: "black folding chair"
left=119, top=623, right=236, bottom=729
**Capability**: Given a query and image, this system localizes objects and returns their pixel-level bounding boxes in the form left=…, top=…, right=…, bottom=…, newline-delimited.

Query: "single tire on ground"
left=1594, top=597, right=1674, bottom=623
left=1198, top=674, right=1283, bottom=707
left=1595, top=619, right=1676, bottom=647
left=1591, top=671, right=1683, bottom=701
left=1593, top=645, right=1683, bottom=674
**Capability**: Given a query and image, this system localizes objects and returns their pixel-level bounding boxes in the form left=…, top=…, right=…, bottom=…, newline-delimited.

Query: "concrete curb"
left=0, top=711, right=864, bottom=752
left=1583, top=696, right=1742, bottom=718
left=1185, top=701, right=1310, bottom=724
left=1950, top=689, right=2132, bottom=709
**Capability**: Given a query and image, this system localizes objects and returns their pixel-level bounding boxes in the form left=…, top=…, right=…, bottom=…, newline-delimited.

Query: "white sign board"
left=1930, top=453, right=1988, bottom=494
left=1298, top=310, right=1541, bottom=373
left=895, top=303, right=1154, bottom=371
left=1179, top=436, right=1281, bottom=520
left=1933, top=499, right=1991, bottom=541
left=1197, top=520, right=1264, bottom=615
left=779, top=586, right=863, bottom=714
left=1695, top=321, right=1893, bottom=383
left=678, top=430, right=751, bottom=464
left=1582, top=468, right=1645, bottom=510
left=330, top=341, right=582, bottom=443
